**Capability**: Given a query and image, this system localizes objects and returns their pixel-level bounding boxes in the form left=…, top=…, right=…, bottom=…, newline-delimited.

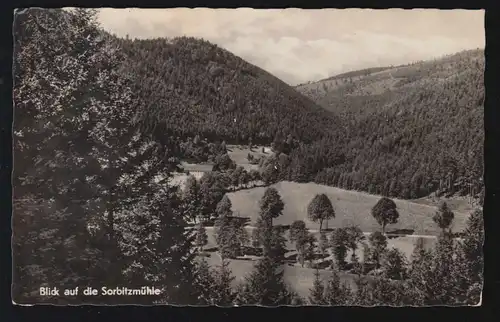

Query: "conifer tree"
left=323, top=269, right=352, bottom=306
left=193, top=258, right=216, bottom=305
left=352, top=277, right=373, bottom=306
left=296, top=233, right=316, bottom=267
left=255, top=188, right=284, bottom=255
left=460, top=209, right=484, bottom=287
left=13, top=9, right=116, bottom=300
left=12, top=8, right=169, bottom=302
left=214, top=196, right=248, bottom=259
left=212, top=260, right=236, bottom=306
left=119, top=185, right=198, bottom=305
left=368, top=232, right=388, bottom=269
left=182, top=174, right=202, bottom=224
left=12, top=9, right=192, bottom=304
left=195, top=223, right=208, bottom=252
left=236, top=255, right=296, bottom=306
left=308, top=269, right=326, bottom=305
left=199, top=172, right=227, bottom=221
left=381, top=248, right=408, bottom=280
left=215, top=195, right=233, bottom=218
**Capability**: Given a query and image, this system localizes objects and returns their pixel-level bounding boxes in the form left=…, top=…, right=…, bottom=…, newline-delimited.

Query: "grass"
left=226, top=145, right=272, bottom=171
left=185, top=149, right=468, bottom=301
left=412, top=195, right=476, bottom=214
left=180, top=161, right=214, bottom=172
left=171, top=145, right=271, bottom=188
left=227, top=181, right=470, bottom=236
left=197, top=227, right=437, bottom=300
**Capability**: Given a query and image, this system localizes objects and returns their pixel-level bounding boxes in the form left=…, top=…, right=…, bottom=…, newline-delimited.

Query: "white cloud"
left=98, top=8, right=485, bottom=85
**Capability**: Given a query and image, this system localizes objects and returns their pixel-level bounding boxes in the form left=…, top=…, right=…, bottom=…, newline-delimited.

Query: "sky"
left=98, top=8, right=485, bottom=86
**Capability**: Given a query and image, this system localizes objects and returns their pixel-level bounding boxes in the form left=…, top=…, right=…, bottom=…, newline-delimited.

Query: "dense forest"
left=295, top=51, right=484, bottom=200
left=113, top=36, right=340, bottom=145
left=111, top=35, right=483, bottom=201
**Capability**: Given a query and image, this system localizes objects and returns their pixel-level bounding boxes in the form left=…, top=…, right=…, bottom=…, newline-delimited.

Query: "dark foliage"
left=115, top=36, right=339, bottom=147
left=307, top=193, right=335, bottom=232
left=297, top=50, right=483, bottom=200
left=432, top=201, right=455, bottom=233
left=371, top=197, right=399, bottom=233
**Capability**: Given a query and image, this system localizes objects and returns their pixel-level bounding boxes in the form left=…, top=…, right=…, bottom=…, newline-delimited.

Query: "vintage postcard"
left=12, top=8, right=484, bottom=306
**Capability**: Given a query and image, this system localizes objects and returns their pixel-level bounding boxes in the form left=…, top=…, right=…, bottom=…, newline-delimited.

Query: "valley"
left=176, top=144, right=472, bottom=298
left=13, top=8, right=484, bottom=306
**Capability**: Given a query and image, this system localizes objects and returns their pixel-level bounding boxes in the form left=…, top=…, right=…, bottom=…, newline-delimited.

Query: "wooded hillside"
left=295, top=50, right=484, bottom=200
left=115, top=36, right=340, bottom=145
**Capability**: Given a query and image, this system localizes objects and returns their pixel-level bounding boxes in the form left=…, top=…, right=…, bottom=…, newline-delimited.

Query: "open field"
left=227, top=181, right=470, bottom=236
left=181, top=161, right=214, bottom=173
left=412, top=195, right=476, bottom=214
left=226, top=145, right=272, bottom=171
left=186, top=150, right=464, bottom=298
left=170, top=146, right=271, bottom=187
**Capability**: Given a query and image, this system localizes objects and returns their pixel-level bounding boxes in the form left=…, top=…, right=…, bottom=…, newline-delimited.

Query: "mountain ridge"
left=114, top=36, right=341, bottom=146
left=294, top=48, right=484, bottom=199
left=114, top=34, right=484, bottom=200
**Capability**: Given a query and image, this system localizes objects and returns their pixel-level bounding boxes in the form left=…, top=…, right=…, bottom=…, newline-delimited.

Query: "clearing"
left=226, top=144, right=272, bottom=171
left=227, top=181, right=470, bottom=236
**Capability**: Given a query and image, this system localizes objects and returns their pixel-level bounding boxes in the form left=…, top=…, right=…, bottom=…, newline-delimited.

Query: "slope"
left=294, top=49, right=484, bottom=200
left=115, top=36, right=340, bottom=146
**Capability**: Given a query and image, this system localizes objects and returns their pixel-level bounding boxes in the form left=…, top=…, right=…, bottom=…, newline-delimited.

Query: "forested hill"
left=113, top=36, right=340, bottom=145
left=294, top=49, right=484, bottom=200
left=113, top=33, right=483, bottom=200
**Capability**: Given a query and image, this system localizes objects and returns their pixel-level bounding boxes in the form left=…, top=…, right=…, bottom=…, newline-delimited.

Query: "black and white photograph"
left=12, top=8, right=484, bottom=306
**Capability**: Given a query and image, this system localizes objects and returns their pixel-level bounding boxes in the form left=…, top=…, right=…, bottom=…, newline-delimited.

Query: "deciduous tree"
left=307, top=194, right=335, bottom=232
left=371, top=197, right=399, bottom=234
left=259, top=187, right=284, bottom=224
left=432, top=202, right=455, bottom=234
left=289, top=220, right=307, bottom=243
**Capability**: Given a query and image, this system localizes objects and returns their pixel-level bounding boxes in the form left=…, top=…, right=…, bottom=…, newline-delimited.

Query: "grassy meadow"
left=188, top=144, right=470, bottom=299
left=227, top=181, right=470, bottom=236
